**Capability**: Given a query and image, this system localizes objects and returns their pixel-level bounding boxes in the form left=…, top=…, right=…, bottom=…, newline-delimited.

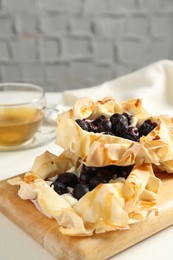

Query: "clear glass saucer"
left=0, top=124, right=56, bottom=152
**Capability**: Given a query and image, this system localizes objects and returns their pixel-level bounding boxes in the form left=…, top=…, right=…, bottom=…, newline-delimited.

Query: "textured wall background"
left=0, top=0, right=173, bottom=91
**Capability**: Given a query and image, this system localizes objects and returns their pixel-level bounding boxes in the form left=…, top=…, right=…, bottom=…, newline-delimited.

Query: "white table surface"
left=0, top=92, right=173, bottom=260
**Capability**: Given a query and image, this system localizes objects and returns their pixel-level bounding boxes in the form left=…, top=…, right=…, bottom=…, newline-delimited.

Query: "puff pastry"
left=8, top=151, right=161, bottom=236
left=9, top=96, right=173, bottom=236
left=56, top=97, right=173, bottom=172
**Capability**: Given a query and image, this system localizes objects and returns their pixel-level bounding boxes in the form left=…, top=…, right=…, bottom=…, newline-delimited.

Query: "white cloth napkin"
left=63, top=60, right=173, bottom=115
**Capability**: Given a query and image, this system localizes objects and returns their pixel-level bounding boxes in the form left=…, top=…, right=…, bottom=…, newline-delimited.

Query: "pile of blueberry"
left=75, top=113, right=157, bottom=142
left=51, top=164, right=133, bottom=200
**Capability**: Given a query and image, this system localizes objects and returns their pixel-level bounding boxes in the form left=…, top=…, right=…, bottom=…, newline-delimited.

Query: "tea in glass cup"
left=0, top=83, right=46, bottom=147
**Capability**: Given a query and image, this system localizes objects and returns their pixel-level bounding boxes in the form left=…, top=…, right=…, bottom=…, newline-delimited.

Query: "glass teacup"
left=0, top=83, right=55, bottom=148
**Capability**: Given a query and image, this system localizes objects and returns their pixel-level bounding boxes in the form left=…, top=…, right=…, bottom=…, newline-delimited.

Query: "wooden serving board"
left=0, top=173, right=173, bottom=260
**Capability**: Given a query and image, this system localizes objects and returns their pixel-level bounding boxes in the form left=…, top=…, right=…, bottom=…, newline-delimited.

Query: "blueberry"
left=110, top=113, right=125, bottom=123
left=97, top=120, right=112, bottom=133
left=121, top=132, right=138, bottom=141
left=57, top=172, right=78, bottom=188
left=138, top=119, right=157, bottom=137
left=89, top=175, right=107, bottom=190
left=96, top=168, right=113, bottom=182
left=75, top=119, right=89, bottom=131
left=117, top=165, right=133, bottom=179
left=81, top=165, right=99, bottom=175
left=128, top=127, right=139, bottom=138
left=110, top=114, right=128, bottom=136
left=79, top=171, right=91, bottom=184
left=87, top=121, right=98, bottom=132
left=53, top=181, right=67, bottom=195
left=108, top=165, right=120, bottom=176
left=121, top=126, right=139, bottom=141
left=92, top=115, right=106, bottom=126
left=73, top=184, right=89, bottom=200
left=123, top=113, right=132, bottom=125
left=79, top=165, right=98, bottom=184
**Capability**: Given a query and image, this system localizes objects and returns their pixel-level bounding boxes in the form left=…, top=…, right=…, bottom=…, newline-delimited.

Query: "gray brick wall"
left=0, top=0, right=172, bottom=91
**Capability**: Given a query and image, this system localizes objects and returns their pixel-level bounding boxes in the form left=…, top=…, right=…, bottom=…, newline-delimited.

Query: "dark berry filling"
left=75, top=114, right=157, bottom=142
left=52, top=115, right=157, bottom=200
left=138, top=119, right=157, bottom=137
left=51, top=164, right=133, bottom=200
left=75, top=119, right=90, bottom=131
left=50, top=172, right=78, bottom=195
left=110, top=113, right=128, bottom=136
left=73, top=184, right=89, bottom=200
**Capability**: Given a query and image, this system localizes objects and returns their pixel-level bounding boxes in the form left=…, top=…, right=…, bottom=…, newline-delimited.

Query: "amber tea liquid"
left=0, top=107, right=44, bottom=146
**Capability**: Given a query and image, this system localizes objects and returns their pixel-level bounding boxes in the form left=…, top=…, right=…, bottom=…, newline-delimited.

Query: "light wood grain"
left=0, top=173, right=173, bottom=260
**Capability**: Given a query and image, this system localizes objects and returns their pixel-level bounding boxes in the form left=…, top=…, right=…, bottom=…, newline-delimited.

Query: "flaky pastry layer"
left=8, top=150, right=161, bottom=236
left=56, top=97, right=173, bottom=172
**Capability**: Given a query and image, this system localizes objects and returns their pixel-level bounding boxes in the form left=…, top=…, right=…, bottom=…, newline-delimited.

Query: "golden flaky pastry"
left=56, top=97, right=173, bottom=172
left=8, top=96, right=172, bottom=236
left=8, top=151, right=161, bottom=236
